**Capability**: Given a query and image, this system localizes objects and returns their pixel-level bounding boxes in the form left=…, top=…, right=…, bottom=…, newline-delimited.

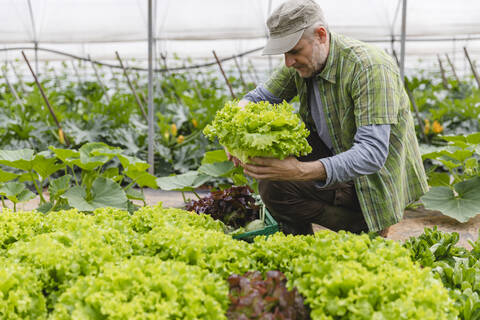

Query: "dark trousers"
left=259, top=129, right=369, bottom=236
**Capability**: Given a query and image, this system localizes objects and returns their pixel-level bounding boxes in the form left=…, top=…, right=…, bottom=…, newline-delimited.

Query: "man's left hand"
left=241, top=156, right=327, bottom=181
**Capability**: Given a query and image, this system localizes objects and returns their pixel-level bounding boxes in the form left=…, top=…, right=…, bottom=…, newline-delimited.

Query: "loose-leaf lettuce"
left=204, top=101, right=312, bottom=162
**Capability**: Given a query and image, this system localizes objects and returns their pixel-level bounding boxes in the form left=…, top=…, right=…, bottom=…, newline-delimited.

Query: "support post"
left=406, top=85, right=428, bottom=143
left=399, top=0, right=407, bottom=80
left=464, top=47, right=480, bottom=89
left=393, top=50, right=427, bottom=142
left=88, top=55, right=111, bottom=104
left=115, top=51, right=148, bottom=121
left=148, top=0, right=155, bottom=174
left=22, top=51, right=70, bottom=146
left=445, top=53, right=460, bottom=82
left=2, top=63, right=25, bottom=108
left=212, top=50, right=236, bottom=99
left=8, top=61, right=26, bottom=92
left=248, top=59, right=260, bottom=85
left=71, top=60, right=82, bottom=83
left=437, top=55, right=449, bottom=89
left=233, top=55, right=247, bottom=91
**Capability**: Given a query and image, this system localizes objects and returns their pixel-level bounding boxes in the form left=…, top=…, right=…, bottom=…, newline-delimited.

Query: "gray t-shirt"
left=244, top=84, right=390, bottom=186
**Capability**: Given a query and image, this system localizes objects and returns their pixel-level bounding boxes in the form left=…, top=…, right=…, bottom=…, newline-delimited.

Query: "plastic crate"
left=232, top=208, right=279, bottom=242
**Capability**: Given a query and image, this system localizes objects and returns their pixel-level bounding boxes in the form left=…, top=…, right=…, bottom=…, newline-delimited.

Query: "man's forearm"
left=297, top=160, right=327, bottom=181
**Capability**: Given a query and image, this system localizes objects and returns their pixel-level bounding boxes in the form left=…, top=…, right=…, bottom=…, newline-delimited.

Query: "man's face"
left=283, top=28, right=329, bottom=78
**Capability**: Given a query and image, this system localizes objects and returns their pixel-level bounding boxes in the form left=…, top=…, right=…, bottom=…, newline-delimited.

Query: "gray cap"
left=263, top=0, right=327, bottom=55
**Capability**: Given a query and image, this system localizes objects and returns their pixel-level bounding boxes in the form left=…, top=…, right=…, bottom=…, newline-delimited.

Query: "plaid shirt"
left=264, top=31, right=428, bottom=231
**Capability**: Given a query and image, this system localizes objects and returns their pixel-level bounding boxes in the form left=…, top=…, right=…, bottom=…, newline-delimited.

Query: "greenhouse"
left=1, top=0, right=480, bottom=318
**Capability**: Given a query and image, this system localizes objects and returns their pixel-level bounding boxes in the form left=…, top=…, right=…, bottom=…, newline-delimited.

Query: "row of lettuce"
left=0, top=204, right=476, bottom=319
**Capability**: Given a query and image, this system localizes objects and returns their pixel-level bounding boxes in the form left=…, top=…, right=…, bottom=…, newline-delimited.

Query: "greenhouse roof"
left=0, top=0, right=479, bottom=63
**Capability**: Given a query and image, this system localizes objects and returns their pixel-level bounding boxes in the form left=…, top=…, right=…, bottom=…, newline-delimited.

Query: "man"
left=229, top=0, right=428, bottom=236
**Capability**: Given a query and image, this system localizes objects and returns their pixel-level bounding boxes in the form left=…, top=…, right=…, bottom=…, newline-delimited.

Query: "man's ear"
left=315, top=27, right=328, bottom=44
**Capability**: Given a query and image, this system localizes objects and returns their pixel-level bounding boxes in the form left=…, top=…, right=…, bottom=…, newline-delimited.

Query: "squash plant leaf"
left=0, top=181, right=36, bottom=203
left=62, top=177, right=127, bottom=212
left=48, top=175, right=72, bottom=199
left=201, top=150, right=228, bottom=164
left=123, top=169, right=157, bottom=189
left=198, top=161, right=236, bottom=177
left=421, top=177, right=480, bottom=223
left=0, top=149, right=35, bottom=171
left=156, top=171, right=211, bottom=191
left=0, top=169, right=18, bottom=183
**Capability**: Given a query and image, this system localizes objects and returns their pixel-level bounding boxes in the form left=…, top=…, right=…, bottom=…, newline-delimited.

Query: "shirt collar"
left=316, top=31, right=337, bottom=84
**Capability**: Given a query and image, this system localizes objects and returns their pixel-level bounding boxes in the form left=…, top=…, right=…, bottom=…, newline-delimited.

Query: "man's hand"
left=225, top=147, right=242, bottom=167
left=241, top=156, right=327, bottom=181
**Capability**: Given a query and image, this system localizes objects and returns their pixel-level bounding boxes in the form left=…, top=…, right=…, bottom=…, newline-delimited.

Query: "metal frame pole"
left=148, top=0, right=155, bottom=174
left=400, top=0, right=407, bottom=80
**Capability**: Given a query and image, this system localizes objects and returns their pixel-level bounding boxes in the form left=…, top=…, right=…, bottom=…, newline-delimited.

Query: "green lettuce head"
left=203, top=101, right=312, bottom=163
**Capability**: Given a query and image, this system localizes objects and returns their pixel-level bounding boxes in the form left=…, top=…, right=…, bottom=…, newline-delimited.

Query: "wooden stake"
left=88, top=55, right=111, bottom=104
left=212, top=50, right=236, bottom=99
left=445, top=54, right=460, bottom=82
left=464, top=47, right=480, bottom=89
left=115, top=51, right=148, bottom=121
left=248, top=59, right=260, bottom=85
left=71, top=60, right=82, bottom=83
left=392, top=50, right=428, bottom=142
left=405, top=84, right=428, bottom=143
left=22, top=51, right=70, bottom=146
left=8, top=61, right=26, bottom=92
left=233, top=55, right=247, bottom=90
left=2, top=63, right=25, bottom=108
left=437, top=55, right=449, bottom=89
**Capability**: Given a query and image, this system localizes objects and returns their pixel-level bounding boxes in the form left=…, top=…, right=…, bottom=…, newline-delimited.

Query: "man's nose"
left=284, top=54, right=295, bottom=67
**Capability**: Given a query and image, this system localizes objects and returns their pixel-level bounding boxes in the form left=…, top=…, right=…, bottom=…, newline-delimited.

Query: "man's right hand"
left=225, top=147, right=241, bottom=167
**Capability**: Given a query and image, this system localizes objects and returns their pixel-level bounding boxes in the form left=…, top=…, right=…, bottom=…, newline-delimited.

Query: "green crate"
left=232, top=208, right=279, bottom=242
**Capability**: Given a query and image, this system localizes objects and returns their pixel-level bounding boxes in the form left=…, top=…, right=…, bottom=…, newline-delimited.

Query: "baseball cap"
left=263, top=0, right=327, bottom=55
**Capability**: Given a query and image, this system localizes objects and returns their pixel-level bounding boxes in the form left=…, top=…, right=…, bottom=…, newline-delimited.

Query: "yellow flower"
left=424, top=119, right=430, bottom=135
left=192, top=119, right=198, bottom=128
left=58, top=128, right=65, bottom=145
left=171, top=124, right=177, bottom=136
left=432, top=120, right=443, bottom=134
left=176, top=135, right=185, bottom=144
left=164, top=131, right=170, bottom=140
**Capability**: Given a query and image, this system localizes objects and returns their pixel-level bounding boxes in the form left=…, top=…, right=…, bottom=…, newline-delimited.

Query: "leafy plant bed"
left=184, top=185, right=279, bottom=241
left=0, top=205, right=458, bottom=319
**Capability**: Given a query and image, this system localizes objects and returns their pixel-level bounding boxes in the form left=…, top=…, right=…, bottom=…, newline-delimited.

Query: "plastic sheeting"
left=0, top=0, right=480, bottom=70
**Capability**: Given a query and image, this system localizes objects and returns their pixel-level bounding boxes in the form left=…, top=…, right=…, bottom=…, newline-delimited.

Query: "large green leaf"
left=0, top=149, right=63, bottom=180
left=428, top=172, right=451, bottom=187
left=0, top=169, right=18, bottom=183
left=62, top=177, right=127, bottom=211
left=123, top=169, right=157, bottom=188
left=48, top=175, right=72, bottom=199
left=117, top=154, right=150, bottom=172
left=0, top=149, right=35, bottom=171
left=201, top=150, right=228, bottom=164
left=198, top=161, right=235, bottom=177
left=32, top=156, right=64, bottom=180
left=421, top=177, right=480, bottom=223
left=156, top=171, right=211, bottom=191
left=49, top=147, right=79, bottom=163
left=0, top=182, right=36, bottom=203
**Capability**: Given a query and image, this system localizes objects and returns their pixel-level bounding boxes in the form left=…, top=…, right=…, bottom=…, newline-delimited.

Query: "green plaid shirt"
left=264, top=31, right=428, bottom=231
